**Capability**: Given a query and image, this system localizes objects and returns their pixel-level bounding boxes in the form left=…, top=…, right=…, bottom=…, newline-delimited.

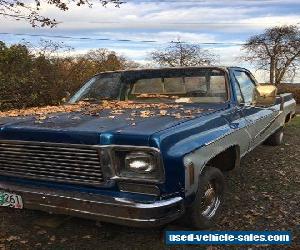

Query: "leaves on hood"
left=159, top=110, right=167, bottom=116
left=0, top=100, right=210, bottom=121
left=0, top=102, right=89, bottom=119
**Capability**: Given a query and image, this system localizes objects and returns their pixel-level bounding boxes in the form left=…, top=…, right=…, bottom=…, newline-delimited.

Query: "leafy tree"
left=58, top=48, right=139, bottom=95
left=0, top=41, right=139, bottom=110
left=150, top=40, right=218, bottom=67
left=0, top=41, right=71, bottom=109
left=242, top=25, right=300, bottom=85
left=0, top=0, right=123, bottom=27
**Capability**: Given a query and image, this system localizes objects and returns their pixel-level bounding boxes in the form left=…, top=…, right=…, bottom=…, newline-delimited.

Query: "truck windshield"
left=70, top=69, right=228, bottom=104
left=69, top=73, right=122, bottom=103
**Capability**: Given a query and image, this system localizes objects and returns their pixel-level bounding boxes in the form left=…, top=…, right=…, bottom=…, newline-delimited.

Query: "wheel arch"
left=183, top=144, right=241, bottom=198
left=284, top=112, right=293, bottom=124
left=206, top=145, right=240, bottom=172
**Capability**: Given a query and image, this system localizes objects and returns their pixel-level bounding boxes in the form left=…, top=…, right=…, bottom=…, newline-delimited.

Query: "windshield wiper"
left=81, top=97, right=117, bottom=103
left=81, top=98, right=98, bottom=102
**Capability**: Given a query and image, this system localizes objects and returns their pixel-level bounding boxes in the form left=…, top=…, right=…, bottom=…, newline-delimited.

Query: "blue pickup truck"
left=0, top=67, right=296, bottom=228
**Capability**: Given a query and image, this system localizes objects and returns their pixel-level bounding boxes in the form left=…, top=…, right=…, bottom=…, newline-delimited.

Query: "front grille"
left=0, top=140, right=104, bottom=186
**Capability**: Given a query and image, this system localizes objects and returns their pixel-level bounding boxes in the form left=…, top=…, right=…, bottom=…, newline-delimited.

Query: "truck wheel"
left=186, top=167, right=225, bottom=229
left=264, top=128, right=284, bottom=146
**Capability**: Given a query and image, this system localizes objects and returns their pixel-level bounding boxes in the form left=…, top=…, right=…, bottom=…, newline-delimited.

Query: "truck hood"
left=0, top=103, right=225, bottom=145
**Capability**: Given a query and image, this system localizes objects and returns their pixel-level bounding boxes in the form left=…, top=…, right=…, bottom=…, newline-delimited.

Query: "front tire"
left=185, top=167, right=225, bottom=229
left=264, top=128, right=284, bottom=146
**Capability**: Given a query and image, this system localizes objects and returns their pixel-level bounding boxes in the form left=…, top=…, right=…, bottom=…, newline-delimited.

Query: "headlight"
left=125, top=152, right=155, bottom=173
left=113, top=148, right=164, bottom=183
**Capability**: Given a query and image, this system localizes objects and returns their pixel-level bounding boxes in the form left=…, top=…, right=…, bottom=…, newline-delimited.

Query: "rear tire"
left=264, top=128, right=284, bottom=146
left=185, top=167, right=225, bottom=229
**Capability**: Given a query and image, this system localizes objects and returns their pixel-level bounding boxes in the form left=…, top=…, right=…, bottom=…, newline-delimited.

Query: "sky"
left=0, top=0, right=300, bottom=82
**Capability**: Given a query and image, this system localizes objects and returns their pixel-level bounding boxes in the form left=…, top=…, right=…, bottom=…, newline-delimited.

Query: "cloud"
left=0, top=0, right=300, bottom=82
left=1, top=0, right=299, bottom=32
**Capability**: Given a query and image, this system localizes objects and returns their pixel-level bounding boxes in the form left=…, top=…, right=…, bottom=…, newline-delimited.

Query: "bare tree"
left=150, top=40, right=218, bottom=67
left=242, top=25, right=300, bottom=85
left=24, top=39, right=73, bottom=58
left=0, top=0, right=123, bottom=27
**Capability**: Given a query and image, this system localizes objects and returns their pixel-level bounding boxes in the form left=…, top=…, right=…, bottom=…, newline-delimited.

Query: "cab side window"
left=233, top=70, right=256, bottom=104
left=232, top=77, right=243, bottom=104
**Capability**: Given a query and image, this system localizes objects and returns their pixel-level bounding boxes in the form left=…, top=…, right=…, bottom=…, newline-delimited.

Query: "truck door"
left=231, top=69, right=277, bottom=150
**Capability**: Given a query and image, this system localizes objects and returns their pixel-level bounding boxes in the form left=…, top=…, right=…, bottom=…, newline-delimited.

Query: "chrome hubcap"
left=201, top=182, right=220, bottom=218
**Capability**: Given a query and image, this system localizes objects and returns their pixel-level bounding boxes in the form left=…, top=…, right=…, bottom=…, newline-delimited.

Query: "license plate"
left=0, top=191, right=23, bottom=209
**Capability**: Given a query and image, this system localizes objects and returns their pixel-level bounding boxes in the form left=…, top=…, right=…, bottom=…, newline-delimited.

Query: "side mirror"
left=253, top=85, right=277, bottom=107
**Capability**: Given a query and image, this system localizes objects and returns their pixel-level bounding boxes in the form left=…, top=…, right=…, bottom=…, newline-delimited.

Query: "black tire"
left=185, top=167, right=225, bottom=229
left=264, top=128, right=284, bottom=146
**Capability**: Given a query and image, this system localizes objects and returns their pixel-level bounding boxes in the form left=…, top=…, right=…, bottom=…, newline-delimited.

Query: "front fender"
left=150, top=113, right=231, bottom=197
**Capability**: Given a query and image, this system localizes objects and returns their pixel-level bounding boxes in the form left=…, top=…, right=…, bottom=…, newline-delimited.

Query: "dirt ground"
left=0, top=117, right=299, bottom=250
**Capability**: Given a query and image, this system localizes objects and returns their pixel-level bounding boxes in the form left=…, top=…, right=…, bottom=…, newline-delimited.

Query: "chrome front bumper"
left=0, top=181, right=184, bottom=227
